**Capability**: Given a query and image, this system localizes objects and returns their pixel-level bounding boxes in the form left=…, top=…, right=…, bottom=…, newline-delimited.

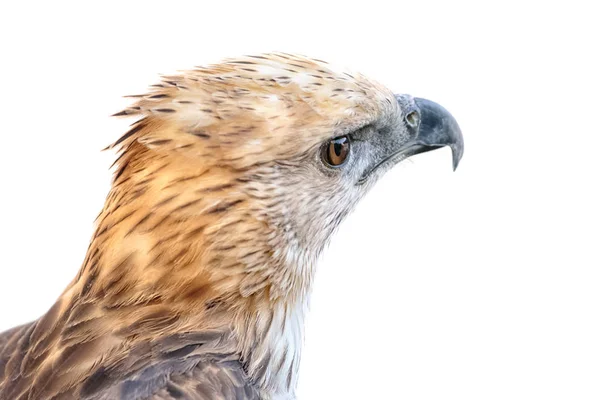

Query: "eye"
left=323, top=136, right=350, bottom=167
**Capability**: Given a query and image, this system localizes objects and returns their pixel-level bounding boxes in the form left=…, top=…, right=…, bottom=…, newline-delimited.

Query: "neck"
left=58, top=147, right=316, bottom=398
left=69, top=244, right=311, bottom=399
left=234, top=292, right=309, bottom=398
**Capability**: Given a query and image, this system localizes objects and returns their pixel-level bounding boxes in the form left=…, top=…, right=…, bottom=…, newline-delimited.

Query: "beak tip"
left=451, top=144, right=463, bottom=171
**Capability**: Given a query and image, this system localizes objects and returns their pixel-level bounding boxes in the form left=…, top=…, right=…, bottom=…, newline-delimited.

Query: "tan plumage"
left=0, top=53, right=462, bottom=399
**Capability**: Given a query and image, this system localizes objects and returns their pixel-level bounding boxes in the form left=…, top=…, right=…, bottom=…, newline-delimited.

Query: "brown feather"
left=0, top=53, right=397, bottom=400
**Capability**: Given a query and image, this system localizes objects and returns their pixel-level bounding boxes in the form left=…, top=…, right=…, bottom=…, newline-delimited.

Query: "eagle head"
left=0, top=53, right=465, bottom=399
left=0, top=52, right=464, bottom=400
left=105, top=53, right=463, bottom=306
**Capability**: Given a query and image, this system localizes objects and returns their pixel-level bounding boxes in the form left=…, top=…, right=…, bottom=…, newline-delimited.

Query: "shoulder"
left=81, top=332, right=261, bottom=400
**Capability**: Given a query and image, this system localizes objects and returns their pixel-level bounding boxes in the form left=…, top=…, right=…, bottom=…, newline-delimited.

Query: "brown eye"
left=324, top=136, right=350, bottom=166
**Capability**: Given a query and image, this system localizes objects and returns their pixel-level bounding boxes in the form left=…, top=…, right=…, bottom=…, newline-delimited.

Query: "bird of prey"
left=0, top=53, right=463, bottom=400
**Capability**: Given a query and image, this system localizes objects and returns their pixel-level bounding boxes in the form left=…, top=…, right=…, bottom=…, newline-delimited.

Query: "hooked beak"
left=400, top=97, right=464, bottom=171
left=356, top=96, right=464, bottom=185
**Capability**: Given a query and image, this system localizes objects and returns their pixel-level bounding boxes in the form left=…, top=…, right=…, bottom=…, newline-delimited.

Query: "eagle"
left=0, top=53, right=463, bottom=400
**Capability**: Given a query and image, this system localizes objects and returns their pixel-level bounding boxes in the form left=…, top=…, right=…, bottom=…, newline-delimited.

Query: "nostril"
left=405, top=110, right=420, bottom=128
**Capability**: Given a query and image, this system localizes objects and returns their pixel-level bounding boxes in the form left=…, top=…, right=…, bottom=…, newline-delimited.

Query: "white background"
left=0, top=1, right=599, bottom=399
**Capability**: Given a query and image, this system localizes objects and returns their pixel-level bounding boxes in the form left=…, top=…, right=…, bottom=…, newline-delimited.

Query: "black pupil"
left=326, top=136, right=348, bottom=166
left=332, top=137, right=347, bottom=158
left=334, top=140, right=344, bottom=157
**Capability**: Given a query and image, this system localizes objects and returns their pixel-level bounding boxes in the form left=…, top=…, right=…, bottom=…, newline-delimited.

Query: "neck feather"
left=59, top=145, right=316, bottom=397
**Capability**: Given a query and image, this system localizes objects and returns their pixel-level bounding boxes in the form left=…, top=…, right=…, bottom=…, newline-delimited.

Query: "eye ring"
left=323, top=136, right=350, bottom=167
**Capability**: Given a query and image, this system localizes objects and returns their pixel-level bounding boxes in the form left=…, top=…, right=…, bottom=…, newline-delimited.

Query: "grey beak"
left=400, top=97, right=464, bottom=170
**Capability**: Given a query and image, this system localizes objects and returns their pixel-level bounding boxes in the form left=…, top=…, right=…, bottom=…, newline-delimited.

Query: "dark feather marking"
left=184, top=225, right=206, bottom=239
left=155, top=108, right=176, bottom=113
left=157, top=331, right=224, bottom=350
left=286, top=365, right=294, bottom=390
left=205, top=298, right=222, bottom=310
left=154, top=194, right=179, bottom=209
left=126, top=213, right=153, bottom=236
left=64, top=302, right=97, bottom=329
left=196, top=183, right=234, bottom=193
left=148, top=251, right=166, bottom=267
left=15, top=324, right=35, bottom=376
left=146, top=214, right=173, bottom=233
left=119, top=311, right=178, bottom=336
left=113, top=164, right=129, bottom=184
left=80, top=365, right=110, bottom=397
left=135, top=177, right=152, bottom=188
left=176, top=282, right=212, bottom=302
left=113, top=120, right=147, bottom=148
left=150, top=230, right=179, bottom=251
left=79, top=246, right=98, bottom=274
left=167, top=248, right=188, bottom=264
left=98, top=256, right=132, bottom=298
left=149, top=94, right=169, bottom=99
left=232, top=237, right=251, bottom=245
left=276, top=346, right=289, bottom=372
left=112, top=173, right=132, bottom=189
left=81, top=269, right=98, bottom=297
left=239, top=249, right=262, bottom=259
left=212, top=245, right=235, bottom=254
left=113, top=254, right=134, bottom=272
left=128, top=187, right=147, bottom=202
left=206, top=199, right=244, bottom=214
left=160, top=344, right=201, bottom=360
left=164, top=170, right=209, bottom=189
left=107, top=210, right=136, bottom=232
left=173, top=198, right=203, bottom=213
left=146, top=139, right=172, bottom=146
left=152, top=162, right=171, bottom=175
left=165, top=381, right=185, bottom=398
left=243, top=227, right=260, bottom=234
left=189, top=129, right=210, bottom=139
